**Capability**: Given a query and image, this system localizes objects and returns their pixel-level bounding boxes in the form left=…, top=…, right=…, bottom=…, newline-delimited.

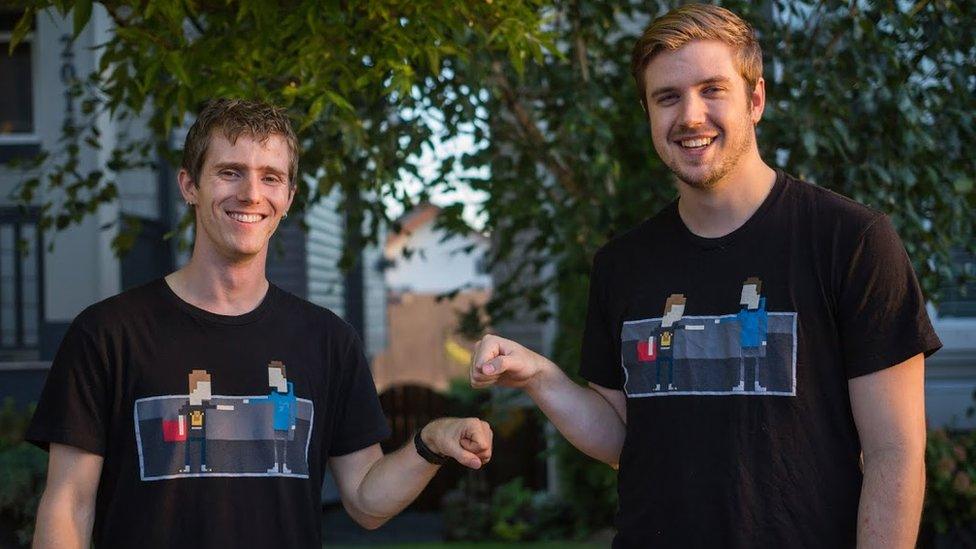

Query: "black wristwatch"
left=414, top=426, right=449, bottom=465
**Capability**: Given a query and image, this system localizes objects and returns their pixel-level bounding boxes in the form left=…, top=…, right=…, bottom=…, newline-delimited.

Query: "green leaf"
left=8, top=9, right=35, bottom=54
left=954, top=177, right=973, bottom=194
left=801, top=131, right=817, bottom=157
left=73, top=0, right=93, bottom=38
left=323, top=91, right=353, bottom=112
left=163, top=53, right=191, bottom=86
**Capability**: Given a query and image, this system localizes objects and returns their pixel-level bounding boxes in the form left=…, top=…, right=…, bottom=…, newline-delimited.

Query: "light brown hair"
left=188, top=369, right=211, bottom=393
left=181, top=98, right=300, bottom=188
left=664, top=293, right=687, bottom=314
left=269, top=360, right=287, bottom=378
left=744, top=276, right=762, bottom=293
left=631, top=4, right=763, bottom=108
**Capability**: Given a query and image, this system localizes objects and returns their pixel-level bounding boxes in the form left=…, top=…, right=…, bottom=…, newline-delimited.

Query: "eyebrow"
left=649, top=76, right=732, bottom=99
left=213, top=162, right=287, bottom=177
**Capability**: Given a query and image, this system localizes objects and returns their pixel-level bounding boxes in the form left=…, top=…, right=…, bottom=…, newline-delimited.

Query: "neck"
left=676, top=153, right=777, bottom=239
left=165, top=243, right=270, bottom=316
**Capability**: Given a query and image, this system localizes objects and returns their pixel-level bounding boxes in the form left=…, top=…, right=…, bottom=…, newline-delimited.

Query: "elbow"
left=588, top=448, right=620, bottom=470
left=345, top=504, right=390, bottom=531
left=353, top=513, right=389, bottom=531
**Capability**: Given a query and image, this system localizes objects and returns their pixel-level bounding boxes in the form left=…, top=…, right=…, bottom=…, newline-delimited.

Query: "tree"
left=7, top=0, right=975, bottom=535
left=8, top=0, right=551, bottom=264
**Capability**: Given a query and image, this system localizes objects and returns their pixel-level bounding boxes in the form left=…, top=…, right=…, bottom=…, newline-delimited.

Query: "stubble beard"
left=665, top=113, right=755, bottom=191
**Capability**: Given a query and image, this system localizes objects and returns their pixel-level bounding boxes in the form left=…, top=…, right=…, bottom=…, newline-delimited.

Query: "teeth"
left=228, top=212, right=263, bottom=223
left=680, top=137, right=713, bottom=148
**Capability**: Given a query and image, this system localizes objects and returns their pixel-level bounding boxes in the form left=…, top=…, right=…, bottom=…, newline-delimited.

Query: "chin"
left=668, top=166, right=717, bottom=189
left=221, top=241, right=268, bottom=260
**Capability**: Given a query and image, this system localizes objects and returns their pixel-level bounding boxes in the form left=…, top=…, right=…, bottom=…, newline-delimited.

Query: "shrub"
left=0, top=399, right=47, bottom=546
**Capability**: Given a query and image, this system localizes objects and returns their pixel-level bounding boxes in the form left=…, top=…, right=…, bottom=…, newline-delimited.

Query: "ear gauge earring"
left=283, top=212, right=288, bottom=218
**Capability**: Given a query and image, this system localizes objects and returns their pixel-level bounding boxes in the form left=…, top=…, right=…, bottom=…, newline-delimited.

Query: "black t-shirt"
left=26, top=279, right=391, bottom=548
left=579, top=171, right=942, bottom=548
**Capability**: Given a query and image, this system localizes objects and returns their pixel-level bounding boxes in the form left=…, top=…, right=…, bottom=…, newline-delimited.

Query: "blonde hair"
left=631, top=4, right=763, bottom=107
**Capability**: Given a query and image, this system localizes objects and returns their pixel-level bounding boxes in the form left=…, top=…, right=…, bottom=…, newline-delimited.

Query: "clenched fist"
left=421, top=417, right=493, bottom=469
left=469, top=334, right=554, bottom=391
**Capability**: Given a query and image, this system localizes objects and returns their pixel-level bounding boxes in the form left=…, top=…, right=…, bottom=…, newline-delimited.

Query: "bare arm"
left=471, top=335, right=626, bottom=467
left=849, top=353, right=926, bottom=549
left=33, top=443, right=103, bottom=549
left=329, top=417, right=492, bottom=530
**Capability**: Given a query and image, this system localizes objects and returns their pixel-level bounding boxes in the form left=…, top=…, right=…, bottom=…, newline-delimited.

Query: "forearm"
left=525, top=363, right=625, bottom=467
left=344, top=443, right=440, bottom=529
left=33, top=491, right=95, bottom=549
left=856, top=448, right=925, bottom=548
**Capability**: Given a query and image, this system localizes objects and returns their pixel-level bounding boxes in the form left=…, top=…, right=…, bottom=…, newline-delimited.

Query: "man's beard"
left=667, top=116, right=754, bottom=190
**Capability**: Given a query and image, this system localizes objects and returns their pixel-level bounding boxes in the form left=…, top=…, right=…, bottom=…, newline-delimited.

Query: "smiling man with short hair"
left=28, top=98, right=493, bottom=547
left=471, top=5, right=941, bottom=547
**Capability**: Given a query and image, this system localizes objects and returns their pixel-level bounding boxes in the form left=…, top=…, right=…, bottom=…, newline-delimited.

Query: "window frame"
left=0, top=207, right=45, bottom=353
left=0, top=12, right=40, bottom=148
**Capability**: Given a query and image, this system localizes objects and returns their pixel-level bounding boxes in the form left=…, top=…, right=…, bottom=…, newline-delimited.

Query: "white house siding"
left=265, top=216, right=308, bottom=299
left=305, top=188, right=346, bottom=318
left=361, top=230, right=387, bottom=358
left=0, top=8, right=130, bottom=358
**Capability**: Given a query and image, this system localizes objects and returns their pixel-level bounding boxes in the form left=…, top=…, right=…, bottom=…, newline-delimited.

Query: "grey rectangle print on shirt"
left=620, top=313, right=797, bottom=397
left=134, top=395, right=314, bottom=480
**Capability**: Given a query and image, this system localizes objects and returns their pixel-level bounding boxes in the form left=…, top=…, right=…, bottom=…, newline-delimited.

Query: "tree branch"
left=490, top=61, right=585, bottom=200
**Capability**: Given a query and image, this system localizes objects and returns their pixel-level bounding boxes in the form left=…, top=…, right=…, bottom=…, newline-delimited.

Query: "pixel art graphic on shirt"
left=133, top=361, right=314, bottom=481
left=622, top=277, right=796, bottom=397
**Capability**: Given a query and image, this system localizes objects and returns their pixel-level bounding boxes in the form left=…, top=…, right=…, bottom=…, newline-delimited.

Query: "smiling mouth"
left=676, top=136, right=715, bottom=149
left=226, top=211, right=268, bottom=224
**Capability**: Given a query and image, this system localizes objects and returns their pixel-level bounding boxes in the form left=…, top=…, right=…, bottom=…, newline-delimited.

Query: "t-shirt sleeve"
left=837, top=214, right=943, bottom=379
left=579, top=248, right=623, bottom=390
left=24, top=317, right=109, bottom=455
left=328, top=331, right=391, bottom=457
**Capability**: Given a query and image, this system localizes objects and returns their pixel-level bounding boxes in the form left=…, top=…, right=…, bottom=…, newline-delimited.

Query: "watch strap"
left=414, top=427, right=449, bottom=465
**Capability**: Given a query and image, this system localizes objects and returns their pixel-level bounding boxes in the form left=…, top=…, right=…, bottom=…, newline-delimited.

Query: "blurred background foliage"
left=3, top=0, right=975, bottom=543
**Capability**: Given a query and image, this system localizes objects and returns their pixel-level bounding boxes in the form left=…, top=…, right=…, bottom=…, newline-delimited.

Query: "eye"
left=263, top=175, right=283, bottom=185
left=219, top=169, right=241, bottom=178
left=703, top=86, right=726, bottom=95
left=656, top=93, right=678, bottom=106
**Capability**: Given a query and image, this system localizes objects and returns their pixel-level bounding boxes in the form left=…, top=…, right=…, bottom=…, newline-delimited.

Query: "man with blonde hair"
left=471, top=4, right=939, bottom=547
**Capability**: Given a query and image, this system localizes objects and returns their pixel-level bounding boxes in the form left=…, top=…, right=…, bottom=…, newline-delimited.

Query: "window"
left=0, top=209, right=43, bottom=353
left=939, top=250, right=976, bottom=318
left=0, top=11, right=33, bottom=135
left=0, top=10, right=38, bottom=164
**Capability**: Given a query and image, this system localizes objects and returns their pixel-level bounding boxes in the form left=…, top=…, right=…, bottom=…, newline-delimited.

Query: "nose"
left=677, top=93, right=707, bottom=129
left=237, top=172, right=262, bottom=203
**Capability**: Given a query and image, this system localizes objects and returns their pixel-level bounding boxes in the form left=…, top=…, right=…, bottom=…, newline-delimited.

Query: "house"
left=371, top=203, right=490, bottom=392
left=0, top=7, right=386, bottom=406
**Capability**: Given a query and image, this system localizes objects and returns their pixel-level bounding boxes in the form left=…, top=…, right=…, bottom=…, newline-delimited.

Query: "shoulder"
left=270, top=285, right=361, bottom=346
left=594, top=203, right=675, bottom=265
left=781, top=171, right=885, bottom=237
left=71, top=279, right=166, bottom=334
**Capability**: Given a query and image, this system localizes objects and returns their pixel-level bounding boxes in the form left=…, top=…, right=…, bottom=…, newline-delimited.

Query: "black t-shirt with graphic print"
left=579, top=170, right=942, bottom=548
left=26, top=279, right=391, bottom=548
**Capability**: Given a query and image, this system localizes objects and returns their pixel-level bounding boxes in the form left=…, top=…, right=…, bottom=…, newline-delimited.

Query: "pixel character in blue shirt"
left=253, top=360, right=297, bottom=473
left=731, top=277, right=768, bottom=392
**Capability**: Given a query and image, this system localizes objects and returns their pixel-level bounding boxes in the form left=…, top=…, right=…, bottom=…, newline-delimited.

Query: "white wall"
left=927, top=315, right=976, bottom=429
left=0, top=8, right=126, bottom=323
left=386, top=223, right=491, bottom=294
